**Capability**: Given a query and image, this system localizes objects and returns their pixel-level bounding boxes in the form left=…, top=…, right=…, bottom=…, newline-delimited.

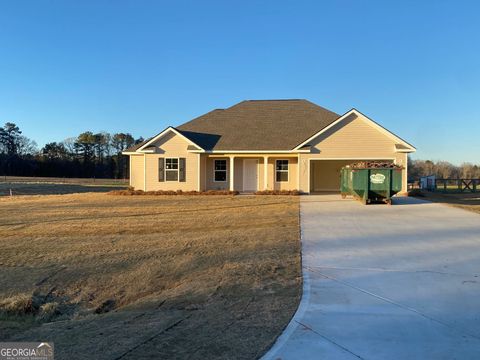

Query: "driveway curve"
left=263, top=195, right=480, bottom=360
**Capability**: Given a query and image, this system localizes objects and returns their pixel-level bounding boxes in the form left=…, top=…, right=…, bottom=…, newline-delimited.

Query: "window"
left=165, top=158, right=179, bottom=181
left=276, top=160, right=289, bottom=182
left=214, top=159, right=227, bottom=182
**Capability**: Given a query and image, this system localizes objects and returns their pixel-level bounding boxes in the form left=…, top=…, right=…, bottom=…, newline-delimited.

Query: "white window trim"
left=213, top=159, right=228, bottom=183
left=165, top=157, right=180, bottom=182
left=275, top=159, right=289, bottom=183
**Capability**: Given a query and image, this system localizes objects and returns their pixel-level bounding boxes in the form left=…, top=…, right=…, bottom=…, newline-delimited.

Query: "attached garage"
left=309, top=159, right=393, bottom=192
left=125, top=100, right=416, bottom=194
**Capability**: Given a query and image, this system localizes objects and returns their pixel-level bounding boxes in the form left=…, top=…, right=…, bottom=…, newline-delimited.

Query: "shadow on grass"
left=0, top=199, right=295, bottom=227
left=414, top=191, right=480, bottom=206
left=0, top=183, right=127, bottom=196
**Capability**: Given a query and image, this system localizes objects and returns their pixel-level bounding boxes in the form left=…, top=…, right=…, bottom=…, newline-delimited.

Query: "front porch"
left=202, top=154, right=299, bottom=192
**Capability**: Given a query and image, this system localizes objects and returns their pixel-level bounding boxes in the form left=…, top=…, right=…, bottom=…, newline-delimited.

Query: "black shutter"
left=179, top=158, right=186, bottom=182
left=158, top=158, right=165, bottom=182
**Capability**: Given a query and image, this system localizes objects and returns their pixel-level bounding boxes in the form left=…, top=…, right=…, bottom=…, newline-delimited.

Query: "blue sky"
left=0, top=0, right=479, bottom=164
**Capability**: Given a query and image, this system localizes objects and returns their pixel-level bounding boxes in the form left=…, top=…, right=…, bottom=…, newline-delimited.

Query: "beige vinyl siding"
left=395, top=152, right=408, bottom=193
left=310, top=160, right=349, bottom=192
left=199, top=154, right=207, bottom=191
left=308, top=113, right=397, bottom=157
left=205, top=157, right=252, bottom=191
left=203, top=156, right=298, bottom=191
left=268, top=157, right=298, bottom=191
left=258, top=158, right=265, bottom=190
left=206, top=157, right=230, bottom=190
left=234, top=158, right=244, bottom=191
left=129, top=154, right=145, bottom=190
left=142, top=131, right=199, bottom=191
left=299, top=113, right=409, bottom=193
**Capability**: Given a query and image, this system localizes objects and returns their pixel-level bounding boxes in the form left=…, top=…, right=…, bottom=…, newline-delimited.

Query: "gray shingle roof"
left=124, top=138, right=151, bottom=152
left=177, top=100, right=340, bottom=150
left=127, top=99, right=341, bottom=152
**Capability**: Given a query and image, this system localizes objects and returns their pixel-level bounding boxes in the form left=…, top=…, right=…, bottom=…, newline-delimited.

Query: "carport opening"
left=309, top=160, right=393, bottom=193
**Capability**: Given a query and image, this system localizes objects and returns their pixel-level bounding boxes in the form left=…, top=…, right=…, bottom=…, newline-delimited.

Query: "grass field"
left=413, top=191, right=480, bottom=214
left=0, top=182, right=127, bottom=196
left=0, top=193, right=301, bottom=359
left=0, top=176, right=129, bottom=186
left=0, top=176, right=128, bottom=196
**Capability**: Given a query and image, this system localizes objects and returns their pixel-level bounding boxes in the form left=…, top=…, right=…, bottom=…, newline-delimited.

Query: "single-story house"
left=123, top=99, right=415, bottom=194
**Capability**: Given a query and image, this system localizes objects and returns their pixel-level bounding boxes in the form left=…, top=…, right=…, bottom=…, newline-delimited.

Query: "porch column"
left=229, top=156, right=235, bottom=191
left=197, top=154, right=201, bottom=192
left=264, top=156, right=268, bottom=190
left=297, top=154, right=301, bottom=191
left=402, top=156, right=408, bottom=194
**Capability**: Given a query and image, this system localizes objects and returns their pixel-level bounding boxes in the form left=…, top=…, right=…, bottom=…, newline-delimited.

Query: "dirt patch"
left=0, top=193, right=301, bottom=359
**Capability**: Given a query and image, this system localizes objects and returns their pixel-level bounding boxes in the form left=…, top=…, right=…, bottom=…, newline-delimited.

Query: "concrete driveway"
left=263, top=195, right=480, bottom=360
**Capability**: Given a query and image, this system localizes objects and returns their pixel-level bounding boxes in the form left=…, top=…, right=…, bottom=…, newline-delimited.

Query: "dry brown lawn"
left=0, top=177, right=127, bottom=196
left=413, top=191, right=480, bottom=214
left=0, top=193, right=300, bottom=360
left=1, top=176, right=128, bottom=186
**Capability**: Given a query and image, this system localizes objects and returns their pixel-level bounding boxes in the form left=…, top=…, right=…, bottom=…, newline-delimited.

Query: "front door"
left=243, top=159, right=258, bottom=192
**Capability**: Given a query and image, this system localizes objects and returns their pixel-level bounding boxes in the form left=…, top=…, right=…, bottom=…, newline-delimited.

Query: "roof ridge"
left=225, top=99, right=311, bottom=111
left=225, top=99, right=340, bottom=117
left=244, top=99, right=305, bottom=102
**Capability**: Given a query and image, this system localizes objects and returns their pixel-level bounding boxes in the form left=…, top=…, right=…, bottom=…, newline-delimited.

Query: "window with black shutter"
left=158, top=158, right=165, bottom=182
left=179, top=158, right=186, bottom=182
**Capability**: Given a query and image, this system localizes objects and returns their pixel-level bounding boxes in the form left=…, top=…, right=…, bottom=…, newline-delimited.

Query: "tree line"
left=0, top=122, right=143, bottom=178
left=1, top=121, right=478, bottom=180
left=408, top=158, right=480, bottom=180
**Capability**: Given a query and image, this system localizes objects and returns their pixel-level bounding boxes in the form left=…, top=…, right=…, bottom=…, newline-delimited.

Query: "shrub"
left=94, top=299, right=116, bottom=314
left=38, top=302, right=61, bottom=321
left=408, top=189, right=425, bottom=197
left=254, top=190, right=302, bottom=195
left=0, top=293, right=73, bottom=323
left=0, top=293, right=42, bottom=316
left=108, top=189, right=239, bottom=196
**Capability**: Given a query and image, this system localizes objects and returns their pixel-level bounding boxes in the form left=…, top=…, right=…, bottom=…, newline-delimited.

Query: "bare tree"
left=17, top=136, right=38, bottom=155
left=409, top=159, right=480, bottom=180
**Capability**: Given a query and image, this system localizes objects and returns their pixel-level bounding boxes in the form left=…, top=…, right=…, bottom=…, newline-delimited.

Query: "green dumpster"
left=340, top=163, right=403, bottom=205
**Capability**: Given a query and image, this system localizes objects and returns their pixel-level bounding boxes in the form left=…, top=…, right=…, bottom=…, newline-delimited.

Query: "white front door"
left=243, top=159, right=258, bottom=192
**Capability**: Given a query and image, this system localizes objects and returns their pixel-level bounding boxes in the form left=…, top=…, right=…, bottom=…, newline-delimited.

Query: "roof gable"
left=136, top=127, right=203, bottom=152
left=294, top=109, right=416, bottom=152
